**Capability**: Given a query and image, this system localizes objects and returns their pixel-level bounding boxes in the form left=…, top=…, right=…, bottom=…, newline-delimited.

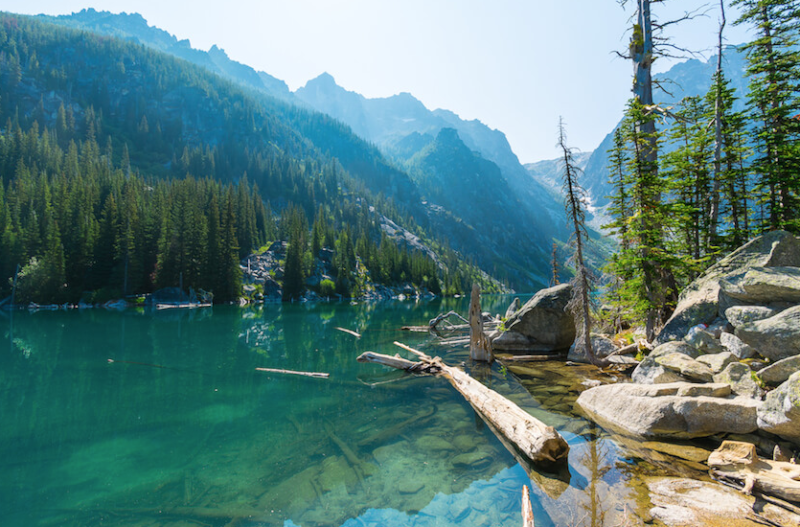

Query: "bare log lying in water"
left=428, top=310, right=469, bottom=329
left=335, top=327, right=361, bottom=338
left=255, top=368, right=330, bottom=379
left=709, top=441, right=800, bottom=504
left=356, top=345, right=569, bottom=468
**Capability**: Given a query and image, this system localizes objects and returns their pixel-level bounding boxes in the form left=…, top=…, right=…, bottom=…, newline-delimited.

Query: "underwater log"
left=522, top=484, right=535, bottom=527
left=356, top=347, right=569, bottom=468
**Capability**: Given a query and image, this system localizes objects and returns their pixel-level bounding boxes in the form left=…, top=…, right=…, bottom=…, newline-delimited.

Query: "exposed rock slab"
left=492, top=284, right=575, bottom=353
left=758, top=356, right=800, bottom=386
left=757, top=371, right=800, bottom=445
left=656, top=353, right=714, bottom=382
left=656, top=231, right=800, bottom=345
left=697, top=351, right=737, bottom=373
left=576, top=382, right=760, bottom=439
left=652, top=341, right=701, bottom=359
left=736, top=305, right=800, bottom=361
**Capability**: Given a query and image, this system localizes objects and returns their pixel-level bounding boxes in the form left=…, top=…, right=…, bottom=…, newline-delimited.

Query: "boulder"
left=567, top=334, right=618, bottom=363
left=736, top=305, right=800, bottom=361
left=719, top=332, right=756, bottom=359
left=724, top=305, right=782, bottom=328
left=719, top=266, right=800, bottom=308
left=632, top=356, right=685, bottom=384
left=684, top=328, right=725, bottom=354
left=656, top=231, right=800, bottom=345
left=492, top=284, right=575, bottom=353
left=577, top=382, right=760, bottom=439
left=757, top=372, right=800, bottom=444
left=651, top=340, right=701, bottom=359
left=713, top=362, right=762, bottom=399
left=504, top=297, right=521, bottom=319
left=696, top=352, right=737, bottom=374
left=655, top=353, right=714, bottom=382
left=758, top=355, right=800, bottom=386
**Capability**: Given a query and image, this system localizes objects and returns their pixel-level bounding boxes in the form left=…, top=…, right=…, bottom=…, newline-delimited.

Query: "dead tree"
left=469, top=284, right=493, bottom=362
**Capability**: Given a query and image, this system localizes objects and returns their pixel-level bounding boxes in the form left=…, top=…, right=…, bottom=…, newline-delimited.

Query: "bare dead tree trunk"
left=469, top=284, right=493, bottom=362
left=709, top=0, right=726, bottom=244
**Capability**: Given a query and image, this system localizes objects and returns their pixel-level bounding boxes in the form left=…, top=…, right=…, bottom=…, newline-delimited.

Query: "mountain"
left=37, top=8, right=295, bottom=103
left=31, top=9, right=574, bottom=290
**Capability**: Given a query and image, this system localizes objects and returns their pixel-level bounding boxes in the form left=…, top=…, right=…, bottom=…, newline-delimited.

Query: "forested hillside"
left=0, top=13, right=497, bottom=303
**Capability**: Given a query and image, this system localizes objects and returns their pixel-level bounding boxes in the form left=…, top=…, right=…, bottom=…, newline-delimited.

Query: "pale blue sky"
left=3, top=1, right=750, bottom=162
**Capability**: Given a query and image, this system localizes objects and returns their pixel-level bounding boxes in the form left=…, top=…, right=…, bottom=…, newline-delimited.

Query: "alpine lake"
left=1, top=296, right=719, bottom=527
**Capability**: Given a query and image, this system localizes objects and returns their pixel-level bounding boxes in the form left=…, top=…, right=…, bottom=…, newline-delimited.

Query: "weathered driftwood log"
left=356, top=345, right=569, bottom=468
left=522, top=485, right=535, bottom=527
left=335, top=327, right=361, bottom=338
left=469, top=284, right=493, bottom=362
left=708, top=441, right=800, bottom=503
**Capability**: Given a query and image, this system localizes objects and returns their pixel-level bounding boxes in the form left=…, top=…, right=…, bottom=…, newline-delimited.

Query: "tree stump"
left=469, top=284, right=493, bottom=363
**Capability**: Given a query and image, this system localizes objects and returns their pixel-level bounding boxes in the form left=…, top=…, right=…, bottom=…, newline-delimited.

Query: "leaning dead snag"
left=356, top=345, right=569, bottom=468
left=469, top=284, right=493, bottom=363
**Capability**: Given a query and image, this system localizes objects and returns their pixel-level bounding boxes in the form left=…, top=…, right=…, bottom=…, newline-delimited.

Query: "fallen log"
left=708, top=441, right=800, bottom=504
left=335, top=327, right=361, bottom=338
left=356, top=346, right=569, bottom=468
left=255, top=368, right=330, bottom=378
left=428, top=310, right=469, bottom=329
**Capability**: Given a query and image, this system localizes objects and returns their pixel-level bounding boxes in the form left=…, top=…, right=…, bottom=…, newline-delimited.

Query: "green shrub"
left=320, top=279, right=336, bottom=298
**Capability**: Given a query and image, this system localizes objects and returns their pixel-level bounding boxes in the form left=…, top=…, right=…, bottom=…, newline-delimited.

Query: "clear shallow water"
left=0, top=297, right=711, bottom=527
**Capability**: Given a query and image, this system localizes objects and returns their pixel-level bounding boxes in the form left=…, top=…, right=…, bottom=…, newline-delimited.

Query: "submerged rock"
left=492, top=284, right=575, bottom=353
left=757, top=371, right=800, bottom=445
left=576, top=382, right=759, bottom=439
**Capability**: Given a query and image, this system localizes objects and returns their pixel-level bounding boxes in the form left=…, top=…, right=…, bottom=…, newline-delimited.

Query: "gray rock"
left=724, top=305, right=782, bottom=328
left=504, top=297, right=521, bottom=319
left=577, top=382, right=760, bottom=439
left=676, top=383, right=732, bottom=397
left=656, top=231, right=800, bottom=345
left=684, top=328, right=724, bottom=355
left=567, top=334, right=618, bottom=363
left=655, top=353, right=714, bottom=382
left=736, top=305, right=800, bottom=361
left=758, top=356, right=800, bottom=386
left=492, top=284, right=575, bottom=353
left=757, top=371, right=800, bottom=444
left=651, top=341, right=701, bottom=359
left=696, top=352, right=738, bottom=374
left=713, top=362, right=762, bottom=399
left=719, top=266, right=800, bottom=306
left=632, top=356, right=685, bottom=384
left=719, top=331, right=756, bottom=359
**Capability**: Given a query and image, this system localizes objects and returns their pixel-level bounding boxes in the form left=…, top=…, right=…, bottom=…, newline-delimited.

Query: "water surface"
left=0, top=297, right=711, bottom=526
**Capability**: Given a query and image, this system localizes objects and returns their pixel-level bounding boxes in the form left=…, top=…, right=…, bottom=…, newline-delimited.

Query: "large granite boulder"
left=577, top=382, right=760, bottom=439
left=696, top=351, right=737, bottom=373
left=651, top=340, right=701, bottom=359
left=736, top=305, right=800, bottom=361
left=656, top=231, right=800, bottom=345
left=492, top=284, right=575, bottom=353
left=567, top=334, right=618, bottom=363
left=719, top=266, right=800, bottom=310
left=504, top=297, right=521, bottom=319
left=724, top=305, right=782, bottom=327
left=757, top=371, right=800, bottom=444
left=758, top=355, right=800, bottom=386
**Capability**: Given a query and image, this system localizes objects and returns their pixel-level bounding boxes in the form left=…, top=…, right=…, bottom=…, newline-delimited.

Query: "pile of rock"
left=577, top=231, right=800, bottom=448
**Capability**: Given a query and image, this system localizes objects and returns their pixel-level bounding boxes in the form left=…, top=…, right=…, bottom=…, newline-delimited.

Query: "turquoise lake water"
left=0, top=297, right=712, bottom=527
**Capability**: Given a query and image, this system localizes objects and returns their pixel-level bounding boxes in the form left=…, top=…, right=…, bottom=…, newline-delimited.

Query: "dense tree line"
left=604, top=0, right=800, bottom=332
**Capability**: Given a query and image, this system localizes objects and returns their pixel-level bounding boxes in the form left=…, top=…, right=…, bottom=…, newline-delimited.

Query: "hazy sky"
left=4, top=1, right=751, bottom=162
